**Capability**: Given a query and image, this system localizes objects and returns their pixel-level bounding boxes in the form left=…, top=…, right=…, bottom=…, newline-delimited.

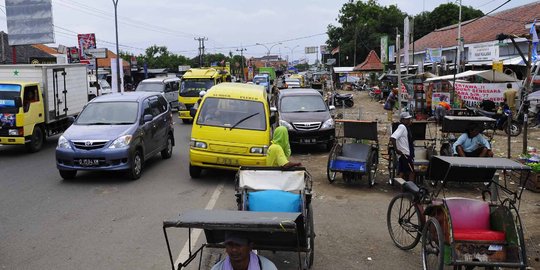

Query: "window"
left=157, top=95, right=169, bottom=112
left=23, top=85, right=39, bottom=112
left=196, top=97, right=266, bottom=131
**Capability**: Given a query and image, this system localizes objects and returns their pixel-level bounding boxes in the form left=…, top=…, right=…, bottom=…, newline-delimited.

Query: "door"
left=22, top=85, right=44, bottom=131
left=141, top=98, right=157, bottom=157
left=149, top=96, right=168, bottom=152
left=164, top=81, right=179, bottom=108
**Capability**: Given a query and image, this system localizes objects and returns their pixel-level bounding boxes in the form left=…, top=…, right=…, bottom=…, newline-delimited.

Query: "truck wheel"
left=25, top=126, right=44, bottom=153
left=59, top=170, right=77, bottom=180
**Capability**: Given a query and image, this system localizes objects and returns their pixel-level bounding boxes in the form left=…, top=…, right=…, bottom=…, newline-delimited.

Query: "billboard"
left=380, top=36, right=388, bottom=63
left=388, top=45, right=395, bottom=62
left=78, top=33, right=97, bottom=60
left=305, top=46, right=318, bottom=54
left=5, top=0, right=55, bottom=45
left=425, top=48, right=443, bottom=62
left=468, top=41, right=499, bottom=62
left=320, top=45, right=327, bottom=54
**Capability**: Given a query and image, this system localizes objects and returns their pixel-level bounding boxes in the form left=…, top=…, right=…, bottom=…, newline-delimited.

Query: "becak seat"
left=445, top=197, right=506, bottom=242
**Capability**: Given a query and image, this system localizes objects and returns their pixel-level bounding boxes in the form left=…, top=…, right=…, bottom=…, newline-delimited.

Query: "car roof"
left=139, top=77, right=180, bottom=83
left=90, top=92, right=160, bottom=103
left=279, top=88, right=321, bottom=96
left=206, top=82, right=266, bottom=100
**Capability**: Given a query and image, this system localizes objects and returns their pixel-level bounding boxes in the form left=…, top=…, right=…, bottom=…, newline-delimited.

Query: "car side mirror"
left=143, top=114, right=153, bottom=123
left=190, top=107, right=197, bottom=118
left=14, top=97, right=22, bottom=108
left=329, top=105, right=336, bottom=111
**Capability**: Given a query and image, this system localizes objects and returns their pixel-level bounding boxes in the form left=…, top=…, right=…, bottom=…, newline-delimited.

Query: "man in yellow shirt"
left=266, top=126, right=301, bottom=168
left=503, top=83, right=518, bottom=114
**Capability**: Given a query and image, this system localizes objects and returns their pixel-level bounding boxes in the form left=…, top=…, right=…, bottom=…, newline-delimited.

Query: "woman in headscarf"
left=266, top=126, right=301, bottom=168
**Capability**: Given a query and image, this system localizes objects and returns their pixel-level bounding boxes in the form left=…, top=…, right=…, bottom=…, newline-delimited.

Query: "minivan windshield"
left=0, top=84, right=21, bottom=113
left=280, top=95, right=327, bottom=113
left=135, top=82, right=164, bottom=93
left=76, top=101, right=139, bottom=125
left=180, top=79, right=214, bottom=97
left=253, top=77, right=267, bottom=84
left=196, top=97, right=266, bottom=131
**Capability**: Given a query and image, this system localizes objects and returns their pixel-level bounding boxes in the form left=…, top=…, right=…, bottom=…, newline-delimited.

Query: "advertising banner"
left=388, top=45, right=395, bottom=62
left=111, top=58, right=125, bottom=93
left=77, top=33, right=97, bottom=60
left=380, top=36, right=388, bottom=63
left=5, top=0, right=54, bottom=45
left=452, top=82, right=520, bottom=106
left=431, top=92, right=450, bottom=111
left=305, top=46, right=318, bottom=54
left=425, top=48, right=442, bottom=62
left=467, top=41, right=499, bottom=62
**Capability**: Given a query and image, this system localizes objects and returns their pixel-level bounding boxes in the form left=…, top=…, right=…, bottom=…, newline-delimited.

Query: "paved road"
left=1, top=105, right=539, bottom=269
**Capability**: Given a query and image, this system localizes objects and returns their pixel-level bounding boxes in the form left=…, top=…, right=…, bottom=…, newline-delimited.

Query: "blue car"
left=56, top=92, right=174, bottom=180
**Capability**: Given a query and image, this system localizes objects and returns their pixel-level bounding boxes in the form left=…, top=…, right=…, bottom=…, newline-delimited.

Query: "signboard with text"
left=305, top=46, right=318, bottom=54
left=452, top=82, right=520, bottom=105
left=380, top=36, right=388, bottom=63
left=425, top=48, right=442, bottom=62
left=467, top=41, right=499, bottom=62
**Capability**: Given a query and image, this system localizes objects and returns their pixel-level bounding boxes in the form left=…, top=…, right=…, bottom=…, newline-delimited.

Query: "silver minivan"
left=135, top=77, right=180, bottom=110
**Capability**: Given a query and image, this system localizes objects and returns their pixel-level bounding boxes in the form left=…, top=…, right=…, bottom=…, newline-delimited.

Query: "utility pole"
left=236, top=47, right=247, bottom=82
left=456, top=0, right=463, bottom=73
left=397, top=32, right=402, bottom=114
left=354, top=24, right=357, bottom=66
left=523, top=35, right=534, bottom=155
left=195, top=37, right=208, bottom=67
left=112, top=0, right=121, bottom=92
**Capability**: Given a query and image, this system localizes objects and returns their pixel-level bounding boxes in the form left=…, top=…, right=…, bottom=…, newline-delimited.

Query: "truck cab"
left=88, top=75, right=112, bottom=100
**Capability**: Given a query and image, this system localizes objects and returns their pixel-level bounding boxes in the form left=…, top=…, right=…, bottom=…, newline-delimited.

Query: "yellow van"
left=289, top=74, right=305, bottom=87
left=189, top=83, right=274, bottom=177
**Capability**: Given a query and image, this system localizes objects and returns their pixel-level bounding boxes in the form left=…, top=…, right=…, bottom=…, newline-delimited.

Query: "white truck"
left=87, top=74, right=113, bottom=100
left=0, top=64, right=89, bottom=152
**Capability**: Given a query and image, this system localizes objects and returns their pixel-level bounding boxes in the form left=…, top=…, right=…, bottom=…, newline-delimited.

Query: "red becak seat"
left=445, top=198, right=506, bottom=242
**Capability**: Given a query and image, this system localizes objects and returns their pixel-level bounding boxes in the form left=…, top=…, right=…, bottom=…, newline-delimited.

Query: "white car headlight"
left=321, top=118, right=335, bottom=129
left=190, top=139, right=207, bottom=149
left=108, top=135, right=132, bottom=149
left=250, top=146, right=268, bottom=154
left=279, top=120, right=293, bottom=130
left=57, top=136, right=72, bottom=149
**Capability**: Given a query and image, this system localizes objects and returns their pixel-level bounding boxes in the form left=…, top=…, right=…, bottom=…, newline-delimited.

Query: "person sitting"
left=23, top=90, right=37, bottom=112
left=266, top=126, right=301, bottom=168
left=211, top=231, right=277, bottom=270
left=453, top=123, right=494, bottom=157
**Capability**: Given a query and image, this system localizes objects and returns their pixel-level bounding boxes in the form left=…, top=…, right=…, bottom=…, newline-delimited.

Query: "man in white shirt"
left=390, top=112, right=415, bottom=181
left=211, top=232, right=277, bottom=270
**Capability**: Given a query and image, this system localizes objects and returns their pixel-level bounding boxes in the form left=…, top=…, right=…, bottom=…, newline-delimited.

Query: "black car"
left=56, top=92, right=175, bottom=180
left=276, top=88, right=335, bottom=150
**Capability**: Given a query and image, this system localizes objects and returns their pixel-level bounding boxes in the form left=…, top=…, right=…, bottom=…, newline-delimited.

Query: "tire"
left=181, top=119, right=191, bottom=124
left=160, top=134, right=173, bottom=159
left=387, top=193, right=422, bottom=250
left=422, top=218, right=444, bottom=270
left=304, top=204, right=315, bottom=270
left=59, top=170, right=77, bottom=180
left=25, top=126, right=44, bottom=153
left=127, top=150, right=143, bottom=180
left=189, top=164, right=202, bottom=178
left=345, top=99, right=354, bottom=108
left=326, top=144, right=338, bottom=183
left=388, top=149, right=397, bottom=185
left=504, top=121, right=522, bottom=137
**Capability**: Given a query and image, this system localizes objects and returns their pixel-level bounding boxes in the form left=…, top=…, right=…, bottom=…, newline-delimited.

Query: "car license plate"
left=79, top=159, right=100, bottom=167
left=216, top=157, right=238, bottom=166
left=300, top=138, right=316, bottom=143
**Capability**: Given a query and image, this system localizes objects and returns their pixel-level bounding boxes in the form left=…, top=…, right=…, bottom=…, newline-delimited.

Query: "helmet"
left=199, top=90, right=207, bottom=97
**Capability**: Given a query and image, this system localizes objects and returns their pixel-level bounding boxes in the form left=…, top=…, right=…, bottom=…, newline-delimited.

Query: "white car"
left=285, top=78, right=301, bottom=88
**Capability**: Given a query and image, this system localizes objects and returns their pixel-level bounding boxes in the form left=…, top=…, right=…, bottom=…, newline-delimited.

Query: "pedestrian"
left=384, top=88, right=399, bottom=122
left=434, top=94, right=451, bottom=125
left=211, top=231, right=277, bottom=270
left=266, top=126, right=301, bottom=168
left=503, top=83, right=518, bottom=114
left=389, top=112, right=415, bottom=182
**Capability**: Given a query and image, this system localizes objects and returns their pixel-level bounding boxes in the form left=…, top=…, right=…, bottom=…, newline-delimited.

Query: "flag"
left=531, top=19, right=538, bottom=62
left=331, top=46, right=340, bottom=55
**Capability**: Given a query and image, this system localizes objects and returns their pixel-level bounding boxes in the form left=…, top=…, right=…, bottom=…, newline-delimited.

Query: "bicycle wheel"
left=387, top=193, right=422, bottom=250
left=422, top=218, right=444, bottom=270
left=388, top=148, right=397, bottom=185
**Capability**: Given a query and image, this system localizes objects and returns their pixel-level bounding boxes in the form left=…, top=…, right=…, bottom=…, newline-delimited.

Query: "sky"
left=0, top=0, right=534, bottom=64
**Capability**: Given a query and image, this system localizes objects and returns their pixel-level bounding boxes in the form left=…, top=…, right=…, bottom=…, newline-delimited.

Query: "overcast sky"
left=0, top=0, right=534, bottom=63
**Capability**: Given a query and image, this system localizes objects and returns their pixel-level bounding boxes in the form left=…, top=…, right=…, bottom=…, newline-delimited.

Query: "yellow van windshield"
left=196, top=97, right=266, bottom=131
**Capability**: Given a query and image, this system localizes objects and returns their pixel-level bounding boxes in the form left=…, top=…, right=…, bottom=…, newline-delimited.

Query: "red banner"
left=77, top=33, right=96, bottom=60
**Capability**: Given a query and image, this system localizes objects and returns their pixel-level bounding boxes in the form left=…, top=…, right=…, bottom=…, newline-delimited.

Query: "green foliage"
left=414, top=3, right=483, bottom=40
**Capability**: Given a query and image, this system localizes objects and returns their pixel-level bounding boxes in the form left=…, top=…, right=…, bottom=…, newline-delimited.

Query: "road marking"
left=175, top=182, right=225, bottom=267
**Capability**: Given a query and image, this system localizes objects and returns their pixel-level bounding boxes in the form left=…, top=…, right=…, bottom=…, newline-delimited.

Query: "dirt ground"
left=291, top=89, right=540, bottom=269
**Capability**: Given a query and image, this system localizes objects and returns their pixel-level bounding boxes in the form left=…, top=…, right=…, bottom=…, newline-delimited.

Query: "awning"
left=425, top=70, right=519, bottom=82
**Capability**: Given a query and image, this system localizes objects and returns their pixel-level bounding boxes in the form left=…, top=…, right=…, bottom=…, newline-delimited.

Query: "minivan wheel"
left=189, top=164, right=202, bottom=178
left=161, top=135, right=173, bottom=159
left=128, top=150, right=143, bottom=180
left=59, top=170, right=77, bottom=180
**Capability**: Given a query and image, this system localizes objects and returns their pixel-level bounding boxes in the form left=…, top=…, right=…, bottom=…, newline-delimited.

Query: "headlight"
left=190, top=139, right=207, bottom=149
left=108, top=135, right=132, bottom=149
left=279, top=120, right=293, bottom=130
left=178, top=102, right=187, bottom=110
left=57, top=136, right=72, bottom=149
left=8, top=129, right=21, bottom=136
left=250, top=146, right=268, bottom=154
left=321, top=118, right=335, bottom=129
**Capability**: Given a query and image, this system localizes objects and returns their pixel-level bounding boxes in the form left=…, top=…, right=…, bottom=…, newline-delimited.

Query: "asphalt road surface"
left=1, top=95, right=539, bottom=270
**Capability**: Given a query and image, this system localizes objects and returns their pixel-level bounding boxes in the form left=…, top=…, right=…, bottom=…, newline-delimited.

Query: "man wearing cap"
left=453, top=123, right=494, bottom=157
left=390, top=112, right=415, bottom=181
left=211, top=232, right=277, bottom=270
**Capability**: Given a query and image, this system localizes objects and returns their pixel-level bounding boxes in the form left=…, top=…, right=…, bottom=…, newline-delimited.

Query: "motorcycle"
left=368, top=87, right=383, bottom=101
left=328, top=91, right=354, bottom=108
left=471, top=107, right=522, bottom=136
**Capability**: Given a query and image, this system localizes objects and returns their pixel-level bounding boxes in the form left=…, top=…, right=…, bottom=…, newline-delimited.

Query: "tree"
left=136, top=45, right=191, bottom=71
left=414, top=3, right=483, bottom=40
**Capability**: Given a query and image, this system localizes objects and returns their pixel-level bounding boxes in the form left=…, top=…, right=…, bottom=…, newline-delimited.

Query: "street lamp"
left=284, top=45, right=299, bottom=66
left=256, top=42, right=282, bottom=67
left=112, top=0, right=121, bottom=93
